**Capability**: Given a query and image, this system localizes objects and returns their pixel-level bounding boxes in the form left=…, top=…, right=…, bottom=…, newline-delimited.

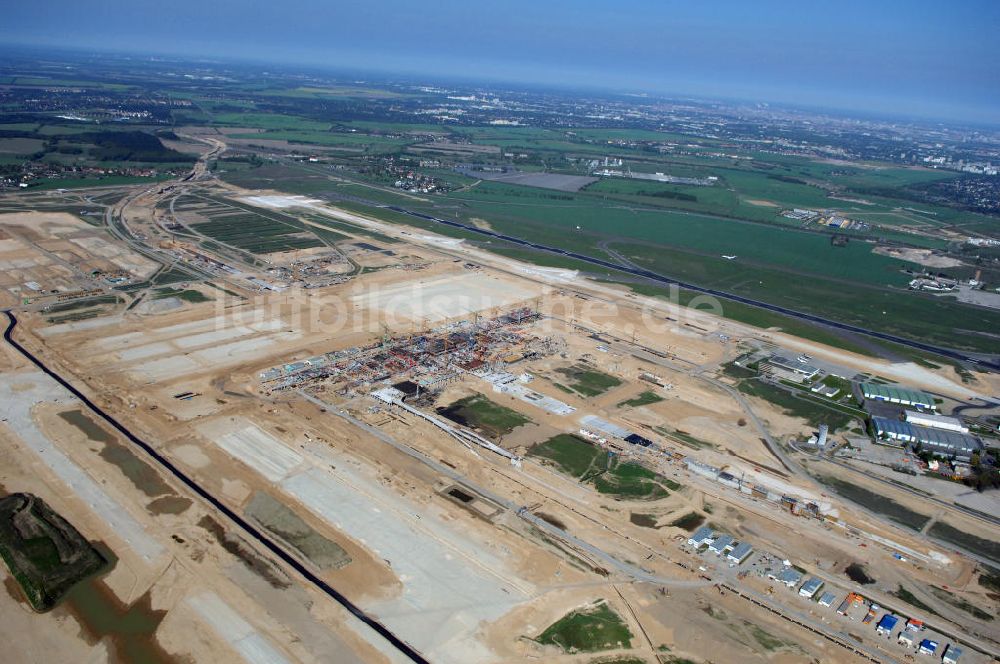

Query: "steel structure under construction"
left=260, top=307, right=548, bottom=393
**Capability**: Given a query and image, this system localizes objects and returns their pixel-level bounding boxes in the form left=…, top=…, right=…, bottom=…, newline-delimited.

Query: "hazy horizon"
left=3, top=0, right=998, bottom=125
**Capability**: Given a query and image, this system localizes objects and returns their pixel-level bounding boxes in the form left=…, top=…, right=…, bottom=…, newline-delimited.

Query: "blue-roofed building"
left=876, top=614, right=898, bottom=635
left=872, top=417, right=982, bottom=460
left=918, top=639, right=939, bottom=655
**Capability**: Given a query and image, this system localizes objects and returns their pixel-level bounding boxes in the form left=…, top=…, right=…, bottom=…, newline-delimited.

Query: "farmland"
left=169, top=193, right=327, bottom=255
left=306, top=173, right=1000, bottom=353
left=191, top=212, right=324, bottom=254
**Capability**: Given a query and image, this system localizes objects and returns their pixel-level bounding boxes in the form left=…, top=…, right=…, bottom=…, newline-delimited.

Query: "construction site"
left=1, top=137, right=999, bottom=664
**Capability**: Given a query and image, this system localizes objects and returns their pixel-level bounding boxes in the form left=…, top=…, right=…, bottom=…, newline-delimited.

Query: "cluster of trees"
left=967, top=451, right=1000, bottom=492
left=90, top=131, right=194, bottom=163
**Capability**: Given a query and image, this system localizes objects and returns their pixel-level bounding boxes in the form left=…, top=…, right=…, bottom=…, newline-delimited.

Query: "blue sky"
left=3, top=0, right=998, bottom=123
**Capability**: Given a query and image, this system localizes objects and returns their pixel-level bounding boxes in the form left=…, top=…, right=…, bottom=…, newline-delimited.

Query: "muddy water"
left=145, top=496, right=192, bottom=515
left=58, top=410, right=115, bottom=444
left=58, top=410, right=172, bottom=498
left=64, top=580, right=172, bottom=664
left=59, top=542, right=173, bottom=663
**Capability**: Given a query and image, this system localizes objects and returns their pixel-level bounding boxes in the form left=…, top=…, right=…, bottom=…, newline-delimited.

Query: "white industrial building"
left=799, top=577, right=823, bottom=598
left=872, top=417, right=982, bottom=460
left=727, top=542, right=754, bottom=564
left=860, top=383, right=935, bottom=409
left=709, top=534, right=734, bottom=554
left=687, top=526, right=716, bottom=548
left=904, top=410, right=969, bottom=433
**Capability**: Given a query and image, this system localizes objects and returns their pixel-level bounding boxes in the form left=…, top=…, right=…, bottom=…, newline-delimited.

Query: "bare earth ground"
left=0, top=178, right=997, bottom=664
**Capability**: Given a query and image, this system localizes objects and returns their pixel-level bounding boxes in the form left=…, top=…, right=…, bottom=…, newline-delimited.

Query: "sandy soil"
left=874, top=245, right=964, bottom=268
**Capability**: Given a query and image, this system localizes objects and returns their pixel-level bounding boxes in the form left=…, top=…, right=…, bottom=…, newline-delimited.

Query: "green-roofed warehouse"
left=860, top=383, right=935, bottom=410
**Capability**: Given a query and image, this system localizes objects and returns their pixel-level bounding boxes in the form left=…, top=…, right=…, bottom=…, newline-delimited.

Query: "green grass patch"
left=153, top=287, right=211, bottom=303
left=819, top=476, right=929, bottom=530
left=745, top=623, right=791, bottom=652
left=618, top=390, right=664, bottom=408
left=656, top=428, right=715, bottom=450
left=928, top=522, right=1000, bottom=564
left=191, top=209, right=325, bottom=254
left=529, top=434, right=676, bottom=499
left=929, top=587, right=993, bottom=621
left=436, top=394, right=530, bottom=439
left=593, top=459, right=673, bottom=499
left=535, top=601, right=633, bottom=653
left=46, top=310, right=101, bottom=324
left=721, top=362, right=757, bottom=380
left=978, top=565, right=1000, bottom=593
left=530, top=434, right=607, bottom=477
left=736, top=378, right=855, bottom=430
left=151, top=267, right=198, bottom=285
left=44, top=295, right=119, bottom=313
left=555, top=365, right=622, bottom=397
left=891, top=585, right=941, bottom=617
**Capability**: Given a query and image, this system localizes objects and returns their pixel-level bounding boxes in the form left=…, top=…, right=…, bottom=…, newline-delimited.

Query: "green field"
left=818, top=476, right=930, bottom=531
left=618, top=390, right=664, bottom=408
left=535, top=601, right=633, bottom=652
left=529, top=434, right=607, bottom=477
left=592, top=459, right=675, bottom=499
left=555, top=365, right=623, bottom=397
left=436, top=394, right=531, bottom=439
left=892, top=585, right=941, bottom=617
left=229, top=130, right=414, bottom=152
left=929, top=587, right=993, bottom=621
left=219, top=157, right=1000, bottom=353
left=152, top=287, right=211, bottom=303
left=978, top=565, right=1000, bottom=592
left=529, top=434, right=677, bottom=500
left=927, top=522, right=1000, bottom=564
left=731, top=378, right=857, bottom=431
left=210, top=112, right=331, bottom=131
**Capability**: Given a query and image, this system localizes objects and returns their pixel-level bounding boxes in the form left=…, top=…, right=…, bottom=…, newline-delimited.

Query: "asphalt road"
left=2, top=311, right=429, bottom=664
left=378, top=204, right=1000, bottom=372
